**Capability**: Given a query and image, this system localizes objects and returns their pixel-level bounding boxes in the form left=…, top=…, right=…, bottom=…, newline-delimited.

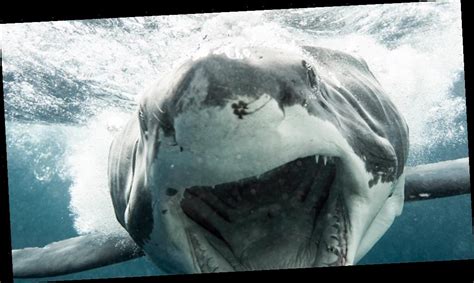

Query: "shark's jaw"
left=180, top=154, right=349, bottom=272
left=139, top=103, right=404, bottom=274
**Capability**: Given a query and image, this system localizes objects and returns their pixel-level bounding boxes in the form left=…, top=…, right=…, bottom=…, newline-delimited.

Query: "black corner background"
left=460, top=0, right=474, bottom=236
left=1, top=0, right=473, bottom=282
left=45, top=260, right=474, bottom=282
left=1, top=53, right=14, bottom=283
left=1, top=0, right=416, bottom=23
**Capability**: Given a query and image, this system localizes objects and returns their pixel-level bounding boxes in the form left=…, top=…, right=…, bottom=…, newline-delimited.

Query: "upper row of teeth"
left=315, top=155, right=336, bottom=166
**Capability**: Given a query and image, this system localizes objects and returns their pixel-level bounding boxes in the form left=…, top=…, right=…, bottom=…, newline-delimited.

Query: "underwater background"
left=1, top=1, right=473, bottom=281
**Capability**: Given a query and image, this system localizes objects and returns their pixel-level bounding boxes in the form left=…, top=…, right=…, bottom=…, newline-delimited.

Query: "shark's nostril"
left=166, top=188, right=178, bottom=196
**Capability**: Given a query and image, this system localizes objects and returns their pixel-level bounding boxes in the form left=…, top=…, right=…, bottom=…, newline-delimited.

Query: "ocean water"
left=2, top=1, right=472, bottom=281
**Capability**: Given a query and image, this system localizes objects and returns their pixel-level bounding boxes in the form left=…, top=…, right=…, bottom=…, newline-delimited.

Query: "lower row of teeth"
left=327, top=217, right=342, bottom=254
left=318, top=212, right=344, bottom=265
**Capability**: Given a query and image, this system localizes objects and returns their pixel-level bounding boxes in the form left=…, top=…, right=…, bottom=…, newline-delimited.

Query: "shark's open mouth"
left=180, top=155, right=349, bottom=272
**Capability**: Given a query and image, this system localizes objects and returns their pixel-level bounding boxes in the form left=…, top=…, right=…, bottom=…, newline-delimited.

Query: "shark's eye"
left=328, top=246, right=340, bottom=256
left=302, top=60, right=318, bottom=90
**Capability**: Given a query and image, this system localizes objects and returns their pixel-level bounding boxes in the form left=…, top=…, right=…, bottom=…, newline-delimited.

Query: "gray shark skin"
left=11, top=46, right=471, bottom=278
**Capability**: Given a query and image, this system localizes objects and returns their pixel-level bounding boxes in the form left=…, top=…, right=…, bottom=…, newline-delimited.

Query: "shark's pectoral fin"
left=12, top=233, right=144, bottom=278
left=404, top=158, right=471, bottom=202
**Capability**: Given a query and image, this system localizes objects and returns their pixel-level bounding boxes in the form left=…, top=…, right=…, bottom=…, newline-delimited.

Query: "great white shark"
left=11, top=45, right=471, bottom=277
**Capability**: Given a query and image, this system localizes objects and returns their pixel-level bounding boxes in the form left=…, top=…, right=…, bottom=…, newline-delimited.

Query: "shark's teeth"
left=315, top=154, right=337, bottom=165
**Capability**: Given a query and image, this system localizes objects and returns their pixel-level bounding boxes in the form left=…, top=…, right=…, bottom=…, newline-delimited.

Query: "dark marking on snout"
left=232, top=100, right=250, bottom=119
